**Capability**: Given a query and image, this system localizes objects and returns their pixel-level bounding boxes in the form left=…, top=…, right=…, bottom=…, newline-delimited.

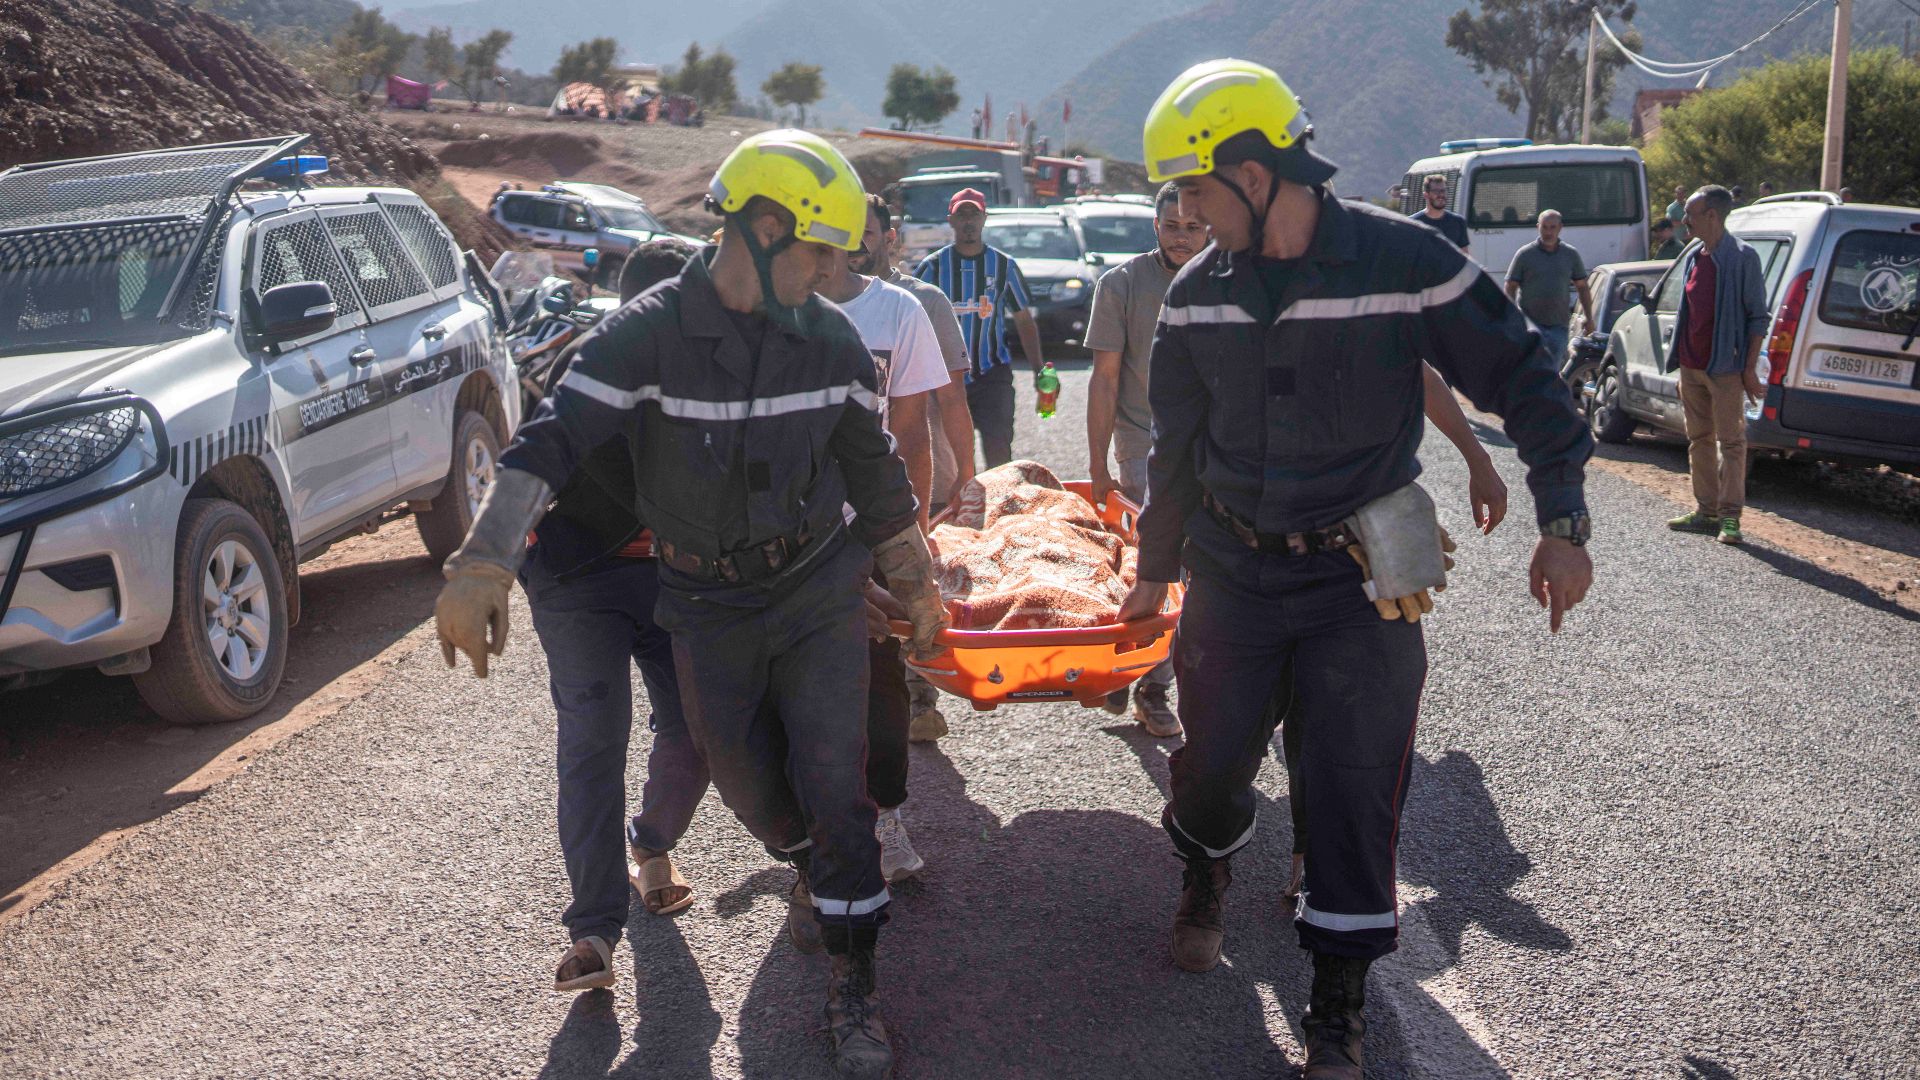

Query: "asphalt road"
left=3, top=363, right=1918, bottom=1079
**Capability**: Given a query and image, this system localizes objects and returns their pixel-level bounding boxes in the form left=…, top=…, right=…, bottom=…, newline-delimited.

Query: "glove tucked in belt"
left=1341, top=482, right=1455, bottom=623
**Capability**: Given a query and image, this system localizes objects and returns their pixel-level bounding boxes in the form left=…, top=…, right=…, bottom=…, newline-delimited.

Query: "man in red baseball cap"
left=914, top=186, right=1049, bottom=468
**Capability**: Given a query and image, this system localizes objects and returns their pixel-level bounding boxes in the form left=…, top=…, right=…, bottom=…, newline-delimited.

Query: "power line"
left=1593, top=0, right=1829, bottom=80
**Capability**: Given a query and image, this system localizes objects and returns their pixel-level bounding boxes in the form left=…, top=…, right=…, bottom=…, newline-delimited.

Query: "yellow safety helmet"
left=708, top=129, right=866, bottom=251
left=1142, top=59, right=1332, bottom=184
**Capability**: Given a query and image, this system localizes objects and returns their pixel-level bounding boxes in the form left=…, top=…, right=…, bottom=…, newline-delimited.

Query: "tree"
left=422, top=27, right=457, bottom=86
left=660, top=42, right=740, bottom=113
left=881, top=64, right=959, bottom=131
left=1446, top=0, right=1637, bottom=142
left=555, top=37, right=619, bottom=92
left=331, top=7, right=416, bottom=93
left=1643, top=48, right=1920, bottom=207
left=762, top=62, right=824, bottom=126
left=449, top=29, right=512, bottom=106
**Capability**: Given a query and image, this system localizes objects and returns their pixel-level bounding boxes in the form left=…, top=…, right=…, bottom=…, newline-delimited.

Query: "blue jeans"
left=521, top=550, right=711, bottom=944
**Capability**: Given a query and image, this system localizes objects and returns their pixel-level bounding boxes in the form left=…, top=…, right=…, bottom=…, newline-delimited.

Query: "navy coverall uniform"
left=1137, top=190, right=1591, bottom=960
left=502, top=249, right=919, bottom=930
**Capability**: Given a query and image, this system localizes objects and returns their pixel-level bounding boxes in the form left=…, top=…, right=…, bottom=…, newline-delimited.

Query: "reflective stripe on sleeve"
left=1159, top=303, right=1259, bottom=327
left=1296, top=894, right=1397, bottom=932
left=812, top=886, right=891, bottom=917
left=559, top=369, right=879, bottom=419
left=1276, top=260, right=1482, bottom=322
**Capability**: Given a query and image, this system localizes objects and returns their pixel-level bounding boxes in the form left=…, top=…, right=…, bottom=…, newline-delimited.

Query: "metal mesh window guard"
left=256, top=217, right=364, bottom=320
left=0, top=220, right=202, bottom=350
left=0, top=146, right=268, bottom=230
left=324, top=210, right=430, bottom=309
left=0, top=405, right=140, bottom=498
left=384, top=203, right=460, bottom=290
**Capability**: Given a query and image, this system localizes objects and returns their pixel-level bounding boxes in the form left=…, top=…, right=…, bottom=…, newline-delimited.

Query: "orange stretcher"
left=890, top=481, right=1183, bottom=711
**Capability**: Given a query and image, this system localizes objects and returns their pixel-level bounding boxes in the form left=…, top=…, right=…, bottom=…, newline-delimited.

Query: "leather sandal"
left=631, top=853, right=695, bottom=915
left=553, top=935, right=616, bottom=992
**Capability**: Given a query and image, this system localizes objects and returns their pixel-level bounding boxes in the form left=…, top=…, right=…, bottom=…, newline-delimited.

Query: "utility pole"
left=1582, top=5, right=1599, bottom=144
left=1821, top=0, right=1853, bottom=192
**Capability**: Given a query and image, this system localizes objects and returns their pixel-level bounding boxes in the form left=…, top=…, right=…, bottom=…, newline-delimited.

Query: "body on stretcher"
left=889, top=481, right=1183, bottom=711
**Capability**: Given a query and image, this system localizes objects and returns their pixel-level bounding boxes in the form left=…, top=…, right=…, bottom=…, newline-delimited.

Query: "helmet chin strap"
left=730, top=212, right=804, bottom=333
left=1219, top=164, right=1282, bottom=258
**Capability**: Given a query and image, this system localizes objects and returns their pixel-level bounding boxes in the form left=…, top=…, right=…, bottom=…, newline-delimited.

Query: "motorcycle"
left=490, top=250, right=621, bottom=415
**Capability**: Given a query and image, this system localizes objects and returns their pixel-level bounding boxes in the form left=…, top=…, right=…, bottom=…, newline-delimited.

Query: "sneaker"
left=1717, top=516, right=1744, bottom=545
left=1667, top=510, right=1721, bottom=534
left=875, top=807, right=925, bottom=882
left=1101, top=688, right=1130, bottom=715
left=908, top=703, right=948, bottom=742
left=1133, top=683, right=1182, bottom=738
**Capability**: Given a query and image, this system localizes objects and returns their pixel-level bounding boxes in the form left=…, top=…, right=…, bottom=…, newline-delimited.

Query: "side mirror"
left=1085, top=252, right=1106, bottom=266
left=1618, top=281, right=1647, bottom=307
left=257, top=281, right=337, bottom=345
left=540, top=281, right=576, bottom=313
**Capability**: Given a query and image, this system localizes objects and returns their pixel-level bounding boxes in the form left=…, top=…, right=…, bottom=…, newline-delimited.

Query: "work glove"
left=1350, top=525, right=1456, bottom=623
left=436, top=561, right=515, bottom=677
left=870, top=525, right=948, bottom=660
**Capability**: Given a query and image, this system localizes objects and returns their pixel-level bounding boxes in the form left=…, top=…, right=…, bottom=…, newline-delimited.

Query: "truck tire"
left=416, top=408, right=499, bottom=565
left=1587, top=361, right=1637, bottom=445
left=133, top=498, right=290, bottom=726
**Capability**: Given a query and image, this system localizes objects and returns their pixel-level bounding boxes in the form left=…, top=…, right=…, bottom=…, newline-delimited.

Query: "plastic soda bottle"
left=1035, top=362, right=1060, bottom=419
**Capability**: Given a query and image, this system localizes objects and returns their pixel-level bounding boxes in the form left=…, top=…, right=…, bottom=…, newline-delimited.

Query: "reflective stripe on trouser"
left=664, top=539, right=891, bottom=928
left=521, top=552, right=711, bottom=943
left=1163, top=545, right=1426, bottom=960
left=1116, top=455, right=1173, bottom=688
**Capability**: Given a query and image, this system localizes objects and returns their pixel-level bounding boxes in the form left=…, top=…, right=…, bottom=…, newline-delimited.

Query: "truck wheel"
left=1588, top=362, right=1637, bottom=445
left=133, top=498, right=289, bottom=726
left=416, top=408, right=499, bottom=564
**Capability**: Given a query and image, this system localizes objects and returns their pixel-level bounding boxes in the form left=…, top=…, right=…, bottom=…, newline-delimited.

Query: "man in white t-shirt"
left=820, top=241, right=950, bottom=884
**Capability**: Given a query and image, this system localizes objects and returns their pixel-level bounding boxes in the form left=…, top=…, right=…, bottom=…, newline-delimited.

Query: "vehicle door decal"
left=275, top=336, right=491, bottom=445
left=168, top=415, right=273, bottom=485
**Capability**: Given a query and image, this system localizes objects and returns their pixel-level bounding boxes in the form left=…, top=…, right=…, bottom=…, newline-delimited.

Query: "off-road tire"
left=416, top=409, right=500, bottom=565
left=133, top=498, right=289, bottom=726
left=1587, top=361, right=1637, bottom=444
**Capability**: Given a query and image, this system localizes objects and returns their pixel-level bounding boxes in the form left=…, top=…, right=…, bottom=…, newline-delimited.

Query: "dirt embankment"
left=0, top=0, right=509, bottom=259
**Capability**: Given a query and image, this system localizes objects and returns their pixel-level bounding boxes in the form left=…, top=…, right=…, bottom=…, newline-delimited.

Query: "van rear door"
left=1783, top=225, right=1920, bottom=447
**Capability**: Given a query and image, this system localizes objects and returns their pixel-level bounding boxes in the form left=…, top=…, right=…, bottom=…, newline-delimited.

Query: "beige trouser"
left=1679, top=366, right=1748, bottom=518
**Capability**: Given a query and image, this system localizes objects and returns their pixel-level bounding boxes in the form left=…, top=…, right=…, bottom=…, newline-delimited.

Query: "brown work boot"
left=1301, top=952, right=1370, bottom=1079
left=826, top=947, right=893, bottom=1078
left=788, top=861, right=823, bottom=955
left=1171, top=855, right=1231, bottom=972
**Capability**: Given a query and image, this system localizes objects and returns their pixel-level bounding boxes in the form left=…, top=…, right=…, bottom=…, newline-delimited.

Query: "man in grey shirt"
left=851, top=193, right=974, bottom=743
left=1084, top=182, right=1208, bottom=737
left=1504, top=209, right=1595, bottom=373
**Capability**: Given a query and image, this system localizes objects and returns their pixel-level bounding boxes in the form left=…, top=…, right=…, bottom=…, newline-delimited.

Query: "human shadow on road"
left=534, top=910, right=723, bottom=1079
left=0, top=545, right=443, bottom=912
left=1727, top=540, right=1920, bottom=624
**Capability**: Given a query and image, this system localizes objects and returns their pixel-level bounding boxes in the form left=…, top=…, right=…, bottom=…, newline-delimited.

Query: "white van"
left=1398, top=142, right=1650, bottom=274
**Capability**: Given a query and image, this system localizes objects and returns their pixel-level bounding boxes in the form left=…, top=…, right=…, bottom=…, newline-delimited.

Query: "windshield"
left=902, top=180, right=994, bottom=223
left=1820, top=228, right=1920, bottom=335
left=1078, top=214, right=1157, bottom=254
left=1599, top=270, right=1663, bottom=332
left=1467, top=162, right=1642, bottom=228
left=984, top=219, right=1081, bottom=261
left=0, top=219, right=202, bottom=355
left=595, top=203, right=666, bottom=234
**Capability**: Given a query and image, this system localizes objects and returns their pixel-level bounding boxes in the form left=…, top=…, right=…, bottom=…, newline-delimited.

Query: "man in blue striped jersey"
left=915, top=188, right=1050, bottom=468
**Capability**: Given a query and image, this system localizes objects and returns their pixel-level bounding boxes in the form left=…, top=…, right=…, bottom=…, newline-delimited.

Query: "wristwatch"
left=1541, top=511, right=1591, bottom=547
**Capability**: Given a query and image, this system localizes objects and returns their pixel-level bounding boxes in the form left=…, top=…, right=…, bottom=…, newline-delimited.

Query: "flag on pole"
left=984, top=93, right=993, bottom=133
left=1063, top=99, right=1072, bottom=123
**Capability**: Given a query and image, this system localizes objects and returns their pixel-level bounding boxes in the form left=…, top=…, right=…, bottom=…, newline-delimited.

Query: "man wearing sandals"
left=513, top=238, right=707, bottom=993
left=437, top=131, right=945, bottom=1078
left=1116, top=60, right=1593, bottom=1077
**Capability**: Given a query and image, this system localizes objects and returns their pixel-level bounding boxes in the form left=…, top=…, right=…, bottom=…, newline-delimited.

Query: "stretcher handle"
left=886, top=608, right=1179, bottom=649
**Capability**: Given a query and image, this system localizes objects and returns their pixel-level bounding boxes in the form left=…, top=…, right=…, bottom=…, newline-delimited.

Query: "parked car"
left=0, top=135, right=521, bottom=723
left=1562, top=260, right=1671, bottom=388
left=1588, top=198, right=1920, bottom=472
left=491, top=182, right=690, bottom=282
left=982, top=198, right=1157, bottom=345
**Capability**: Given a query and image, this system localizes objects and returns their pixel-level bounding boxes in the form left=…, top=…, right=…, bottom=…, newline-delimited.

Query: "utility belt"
left=1202, top=490, right=1357, bottom=556
left=658, top=520, right=822, bottom=584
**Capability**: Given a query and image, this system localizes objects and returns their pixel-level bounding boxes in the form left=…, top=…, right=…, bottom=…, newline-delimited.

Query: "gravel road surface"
left=4, top=363, right=1917, bottom=1079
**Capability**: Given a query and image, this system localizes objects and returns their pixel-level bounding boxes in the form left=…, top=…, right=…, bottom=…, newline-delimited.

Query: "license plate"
left=1809, top=350, right=1914, bottom=387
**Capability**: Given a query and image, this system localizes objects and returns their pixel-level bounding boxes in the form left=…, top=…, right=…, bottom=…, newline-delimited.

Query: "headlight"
left=0, top=406, right=140, bottom=498
left=1061, top=278, right=1087, bottom=292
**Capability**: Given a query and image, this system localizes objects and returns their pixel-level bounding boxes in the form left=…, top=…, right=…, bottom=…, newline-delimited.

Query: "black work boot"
left=826, top=945, right=893, bottom=1078
left=1301, top=951, right=1370, bottom=1079
left=1171, top=855, right=1231, bottom=972
left=787, top=854, right=823, bottom=955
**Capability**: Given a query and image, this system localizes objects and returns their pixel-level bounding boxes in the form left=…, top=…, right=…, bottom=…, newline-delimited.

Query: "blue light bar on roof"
left=260, top=155, right=329, bottom=182
left=1439, top=138, right=1533, bottom=154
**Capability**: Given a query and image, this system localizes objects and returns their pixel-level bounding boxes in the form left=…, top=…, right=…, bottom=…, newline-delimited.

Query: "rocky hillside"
left=0, top=0, right=507, bottom=257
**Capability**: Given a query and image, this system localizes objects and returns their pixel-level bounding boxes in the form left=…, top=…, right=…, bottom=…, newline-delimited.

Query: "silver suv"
left=0, top=136, right=521, bottom=723
left=491, top=182, right=688, bottom=282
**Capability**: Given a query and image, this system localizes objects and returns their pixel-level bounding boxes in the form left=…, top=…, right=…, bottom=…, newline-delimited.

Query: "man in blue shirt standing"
left=916, top=188, right=1049, bottom=468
